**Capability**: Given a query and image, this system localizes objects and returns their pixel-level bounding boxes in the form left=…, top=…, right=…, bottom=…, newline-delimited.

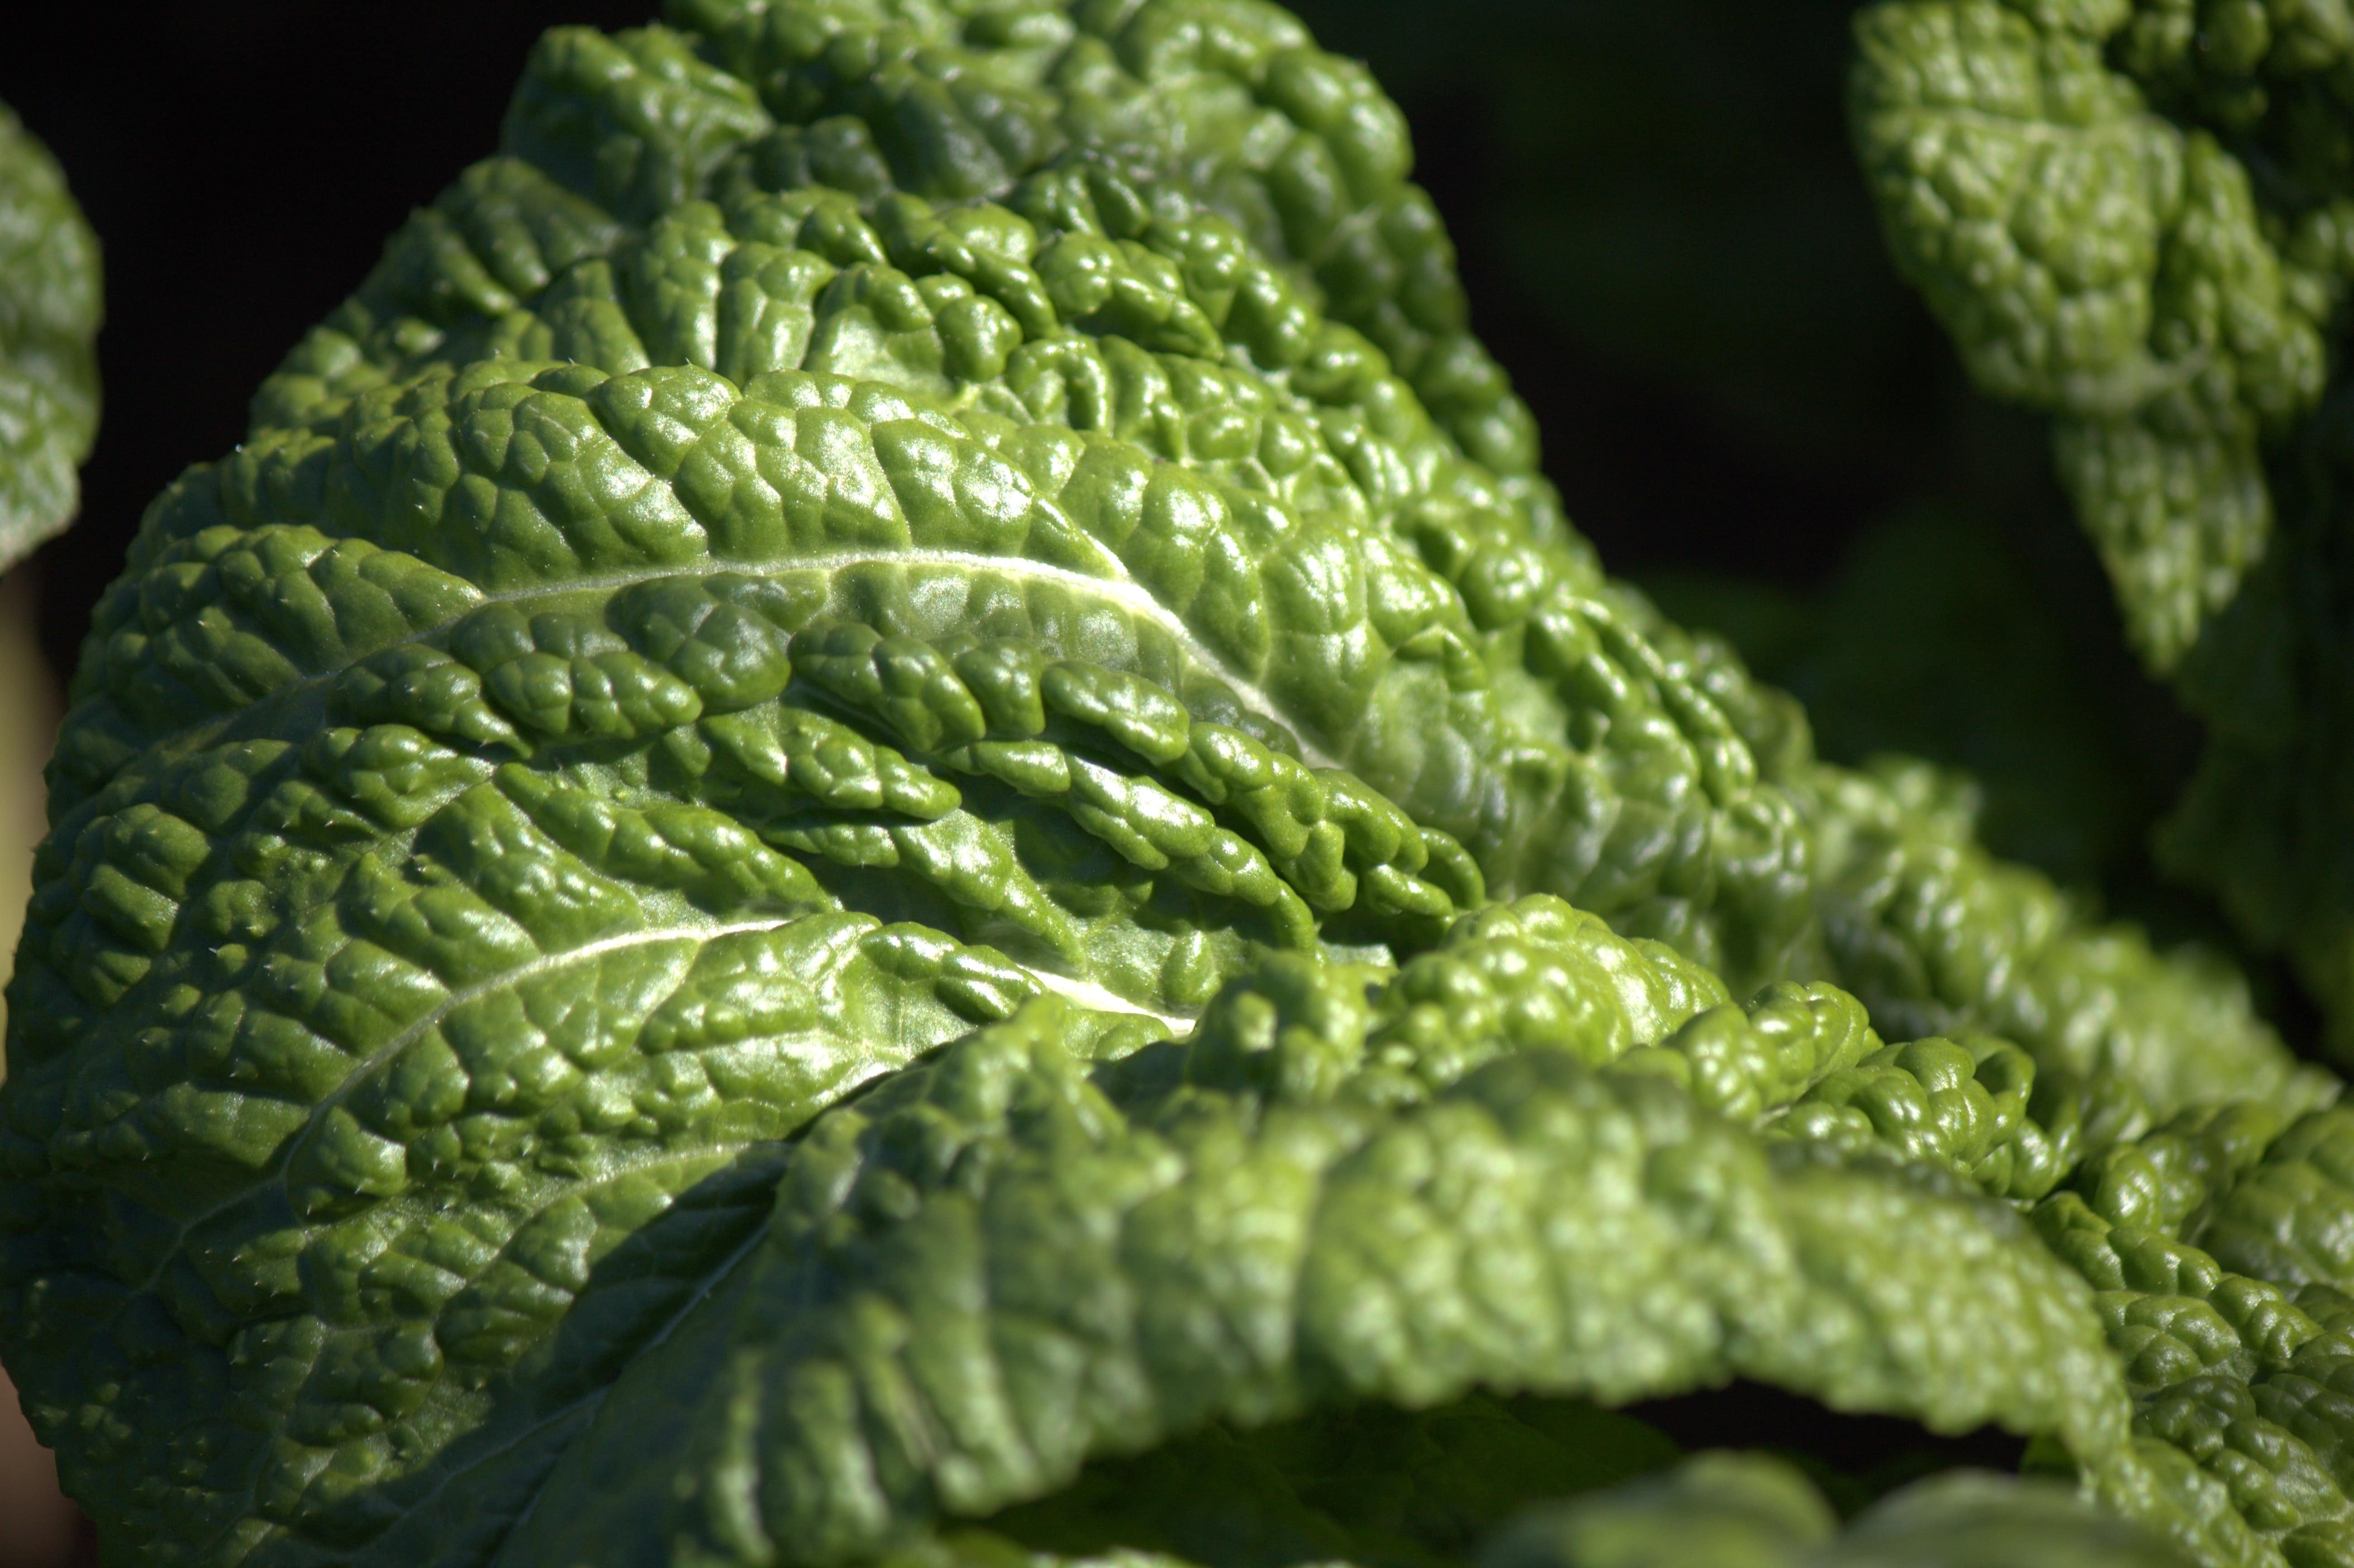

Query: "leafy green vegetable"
left=1850, top=0, right=2327, bottom=674
left=495, top=977, right=2131, bottom=1568
left=0, top=100, right=100, bottom=564
left=6, top=4, right=2353, bottom=1568
left=1849, top=0, right=2354, bottom=1048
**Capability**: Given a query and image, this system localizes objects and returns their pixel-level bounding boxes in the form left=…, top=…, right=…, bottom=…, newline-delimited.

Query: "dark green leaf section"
left=2156, top=400, right=2354, bottom=1048
left=842, top=1454, right=2197, bottom=1568
left=1848, top=0, right=2354, bottom=1049
left=982, top=1394, right=1682, bottom=1568
left=688, top=1450, right=2195, bottom=1568
left=1646, top=510, right=2161, bottom=892
left=0, top=100, right=100, bottom=561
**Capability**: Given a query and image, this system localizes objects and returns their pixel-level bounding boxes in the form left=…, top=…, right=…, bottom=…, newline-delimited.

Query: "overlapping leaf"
left=1850, top=0, right=2354, bottom=1048
left=0, top=100, right=100, bottom=562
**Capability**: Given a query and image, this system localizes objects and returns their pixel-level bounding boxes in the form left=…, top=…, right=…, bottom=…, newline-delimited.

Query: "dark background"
left=0, top=0, right=2254, bottom=1007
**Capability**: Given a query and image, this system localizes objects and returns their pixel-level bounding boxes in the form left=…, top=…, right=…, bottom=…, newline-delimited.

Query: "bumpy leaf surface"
left=0, top=100, right=100, bottom=561
left=1849, top=0, right=2354, bottom=1044
left=2, top=5, right=2348, bottom=1568
left=1849, top=0, right=2339, bottom=672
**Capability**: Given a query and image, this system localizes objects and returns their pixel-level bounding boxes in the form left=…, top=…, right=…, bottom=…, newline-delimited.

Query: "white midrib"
left=156, top=918, right=1197, bottom=1561
left=99, top=544, right=1345, bottom=791
left=137, top=913, right=1196, bottom=1286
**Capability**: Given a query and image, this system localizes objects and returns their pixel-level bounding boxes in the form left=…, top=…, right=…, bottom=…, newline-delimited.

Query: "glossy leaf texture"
left=0, top=100, right=100, bottom=562
left=0, top=5, right=2343, bottom=1568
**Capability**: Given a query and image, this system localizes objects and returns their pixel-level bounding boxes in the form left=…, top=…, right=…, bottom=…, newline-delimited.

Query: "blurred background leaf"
left=0, top=106, right=98, bottom=569
left=1283, top=0, right=2265, bottom=1004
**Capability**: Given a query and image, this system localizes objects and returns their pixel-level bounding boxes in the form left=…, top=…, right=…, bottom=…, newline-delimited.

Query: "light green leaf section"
left=0, top=6, right=2344, bottom=1568
left=1482, top=1453, right=1841, bottom=1568
left=1485, top=1456, right=2195, bottom=1568
left=0, top=101, right=100, bottom=562
left=1773, top=1006, right=2354, bottom=1565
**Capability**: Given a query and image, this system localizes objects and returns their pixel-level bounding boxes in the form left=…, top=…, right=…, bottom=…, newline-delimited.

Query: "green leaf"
left=1849, top=0, right=2326, bottom=674
left=1850, top=0, right=2354, bottom=1053
left=0, top=100, right=100, bottom=562
left=495, top=987, right=2133, bottom=1568
left=1482, top=1452, right=1838, bottom=1568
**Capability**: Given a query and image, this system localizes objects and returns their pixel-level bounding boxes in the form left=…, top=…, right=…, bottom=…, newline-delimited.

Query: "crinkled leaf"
left=1850, top=0, right=2354, bottom=1052
left=1, top=8, right=2345, bottom=1568
left=1849, top=0, right=2327, bottom=673
left=495, top=984, right=2129, bottom=1568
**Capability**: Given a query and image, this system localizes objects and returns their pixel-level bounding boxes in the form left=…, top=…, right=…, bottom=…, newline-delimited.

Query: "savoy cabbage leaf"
left=5, top=5, right=2353, bottom=1568
left=1849, top=0, right=2354, bottom=1049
